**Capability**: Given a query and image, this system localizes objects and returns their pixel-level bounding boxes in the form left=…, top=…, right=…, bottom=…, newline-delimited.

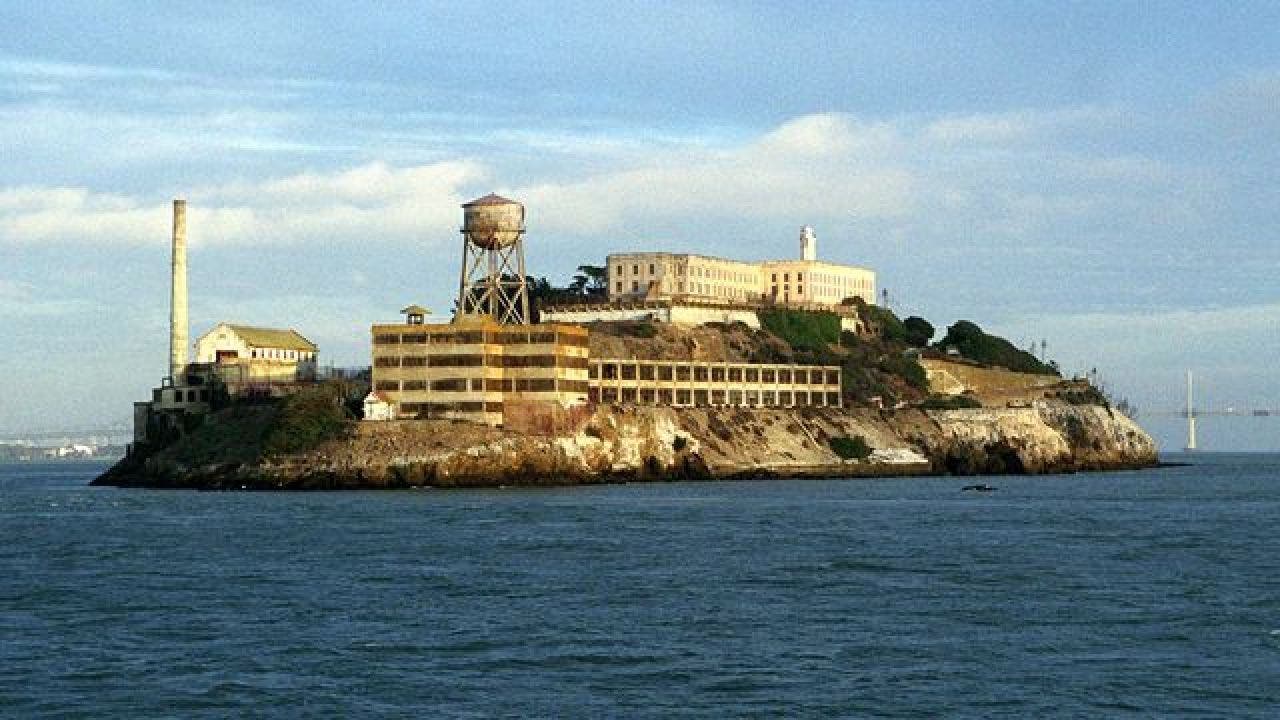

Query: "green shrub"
left=878, top=353, right=928, bottom=390
left=920, top=393, right=983, bottom=410
left=829, top=435, right=872, bottom=460
left=616, top=321, right=659, bottom=338
left=757, top=308, right=841, bottom=353
left=262, top=382, right=355, bottom=456
left=1062, top=386, right=1108, bottom=406
left=854, top=301, right=907, bottom=343
left=935, top=320, right=1058, bottom=376
left=902, top=316, right=935, bottom=347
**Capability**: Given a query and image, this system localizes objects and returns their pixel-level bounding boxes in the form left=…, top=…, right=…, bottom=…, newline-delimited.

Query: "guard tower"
left=458, top=193, right=529, bottom=324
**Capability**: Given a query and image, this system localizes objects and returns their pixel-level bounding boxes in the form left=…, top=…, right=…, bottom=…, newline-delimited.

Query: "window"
left=631, top=281, right=639, bottom=292
left=616, top=281, right=622, bottom=292
left=797, top=272, right=804, bottom=282
left=649, top=263, right=655, bottom=274
left=632, top=264, right=639, bottom=275
left=616, top=265, right=623, bottom=276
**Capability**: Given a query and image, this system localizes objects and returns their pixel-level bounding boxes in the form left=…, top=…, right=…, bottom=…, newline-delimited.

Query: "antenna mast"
left=1185, top=370, right=1197, bottom=452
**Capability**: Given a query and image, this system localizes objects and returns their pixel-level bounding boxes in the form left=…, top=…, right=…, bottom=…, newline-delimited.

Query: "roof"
left=364, top=391, right=392, bottom=404
left=225, top=324, right=317, bottom=351
left=462, top=192, right=520, bottom=207
left=400, top=304, right=431, bottom=315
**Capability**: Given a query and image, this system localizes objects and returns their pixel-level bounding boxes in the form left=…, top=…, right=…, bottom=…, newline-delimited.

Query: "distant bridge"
left=1147, top=409, right=1274, bottom=418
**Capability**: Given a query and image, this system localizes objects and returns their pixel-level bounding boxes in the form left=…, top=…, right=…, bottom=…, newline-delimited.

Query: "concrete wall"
left=920, top=357, right=1064, bottom=403
left=542, top=301, right=762, bottom=328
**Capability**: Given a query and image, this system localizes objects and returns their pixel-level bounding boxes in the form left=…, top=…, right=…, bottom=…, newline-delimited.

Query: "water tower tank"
left=462, top=193, right=524, bottom=249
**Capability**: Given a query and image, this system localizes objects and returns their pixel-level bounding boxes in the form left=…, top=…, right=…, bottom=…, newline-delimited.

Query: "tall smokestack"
left=169, top=199, right=188, bottom=381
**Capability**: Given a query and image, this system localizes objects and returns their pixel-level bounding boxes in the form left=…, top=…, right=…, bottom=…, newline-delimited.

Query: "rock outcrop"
left=95, top=400, right=1157, bottom=490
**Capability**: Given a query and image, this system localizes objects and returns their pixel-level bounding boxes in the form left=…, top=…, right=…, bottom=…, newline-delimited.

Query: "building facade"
left=605, top=226, right=875, bottom=308
left=589, top=359, right=842, bottom=409
left=194, top=323, right=318, bottom=391
left=370, top=315, right=591, bottom=426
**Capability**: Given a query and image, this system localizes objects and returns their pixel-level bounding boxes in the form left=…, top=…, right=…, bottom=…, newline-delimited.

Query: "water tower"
left=457, top=193, right=529, bottom=324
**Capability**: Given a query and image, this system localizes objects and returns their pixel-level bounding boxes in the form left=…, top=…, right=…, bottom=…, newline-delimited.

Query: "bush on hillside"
left=935, top=320, right=1059, bottom=376
left=878, top=353, right=928, bottom=390
left=903, top=316, right=935, bottom=347
left=847, top=298, right=907, bottom=343
left=919, top=393, right=983, bottom=410
left=829, top=435, right=873, bottom=460
left=262, top=382, right=357, bottom=456
left=757, top=308, right=841, bottom=353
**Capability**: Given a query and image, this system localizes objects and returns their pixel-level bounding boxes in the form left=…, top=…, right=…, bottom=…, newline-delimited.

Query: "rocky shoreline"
left=94, top=402, right=1157, bottom=491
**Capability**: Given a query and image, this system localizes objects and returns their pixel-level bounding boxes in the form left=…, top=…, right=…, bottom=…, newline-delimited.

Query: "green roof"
left=226, top=325, right=317, bottom=352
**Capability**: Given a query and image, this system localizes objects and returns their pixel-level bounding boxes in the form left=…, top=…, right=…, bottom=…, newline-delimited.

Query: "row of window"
left=155, top=387, right=210, bottom=404
left=589, top=387, right=841, bottom=408
left=374, top=354, right=590, bottom=369
left=373, top=331, right=587, bottom=347
left=613, top=260, right=759, bottom=284
left=248, top=348, right=313, bottom=360
left=590, top=363, right=839, bottom=385
left=377, top=378, right=588, bottom=394
left=400, top=401, right=494, bottom=415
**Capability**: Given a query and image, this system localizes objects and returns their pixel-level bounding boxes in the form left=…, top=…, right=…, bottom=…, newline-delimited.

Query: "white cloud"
left=0, top=278, right=91, bottom=318
left=0, top=160, right=487, bottom=247
left=518, top=113, right=915, bottom=236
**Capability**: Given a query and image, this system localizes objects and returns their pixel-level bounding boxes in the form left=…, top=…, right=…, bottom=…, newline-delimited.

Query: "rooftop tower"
left=800, top=225, right=817, bottom=261
left=458, top=193, right=529, bottom=324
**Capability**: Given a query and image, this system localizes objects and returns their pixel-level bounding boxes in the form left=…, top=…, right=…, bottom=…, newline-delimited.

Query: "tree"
left=935, top=320, right=1059, bottom=376
left=576, top=265, right=608, bottom=296
left=902, top=316, right=935, bottom=347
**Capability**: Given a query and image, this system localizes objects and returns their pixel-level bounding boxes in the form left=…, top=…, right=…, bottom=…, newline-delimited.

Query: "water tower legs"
left=458, top=236, right=530, bottom=324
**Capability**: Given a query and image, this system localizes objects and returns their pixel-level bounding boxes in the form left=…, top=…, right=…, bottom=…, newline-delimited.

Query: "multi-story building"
left=605, top=226, right=875, bottom=307
left=588, top=359, right=842, bottom=409
left=370, top=313, right=590, bottom=426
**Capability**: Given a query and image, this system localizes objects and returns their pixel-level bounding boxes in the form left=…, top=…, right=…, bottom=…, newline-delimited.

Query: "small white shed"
left=362, top=391, right=395, bottom=421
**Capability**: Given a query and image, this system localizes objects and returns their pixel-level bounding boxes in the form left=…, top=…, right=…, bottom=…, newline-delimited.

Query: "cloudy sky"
left=2, top=2, right=1277, bottom=450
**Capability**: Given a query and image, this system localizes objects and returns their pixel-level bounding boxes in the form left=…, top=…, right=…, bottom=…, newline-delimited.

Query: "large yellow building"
left=370, top=314, right=590, bottom=426
left=606, top=226, right=875, bottom=307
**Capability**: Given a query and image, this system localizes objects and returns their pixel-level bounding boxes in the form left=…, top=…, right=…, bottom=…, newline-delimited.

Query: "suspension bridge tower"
left=1185, top=369, right=1198, bottom=452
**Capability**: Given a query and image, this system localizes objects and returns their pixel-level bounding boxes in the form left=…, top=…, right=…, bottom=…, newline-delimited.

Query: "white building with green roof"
left=194, top=323, right=318, bottom=391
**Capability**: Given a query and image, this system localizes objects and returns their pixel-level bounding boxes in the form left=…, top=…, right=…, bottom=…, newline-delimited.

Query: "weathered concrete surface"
left=96, top=400, right=1157, bottom=490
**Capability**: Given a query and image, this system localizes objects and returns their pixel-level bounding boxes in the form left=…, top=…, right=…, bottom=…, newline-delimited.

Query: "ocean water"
left=2, top=455, right=1278, bottom=718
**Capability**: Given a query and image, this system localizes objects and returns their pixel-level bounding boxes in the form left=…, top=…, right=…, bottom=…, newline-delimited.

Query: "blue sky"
left=1, top=2, right=1277, bottom=450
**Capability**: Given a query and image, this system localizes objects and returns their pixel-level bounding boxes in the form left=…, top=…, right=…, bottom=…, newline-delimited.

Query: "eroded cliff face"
left=924, top=404, right=1156, bottom=474
left=101, top=400, right=1157, bottom=489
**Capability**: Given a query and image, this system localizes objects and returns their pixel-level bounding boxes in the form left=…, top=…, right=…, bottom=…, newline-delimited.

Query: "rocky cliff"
left=95, top=400, right=1156, bottom=490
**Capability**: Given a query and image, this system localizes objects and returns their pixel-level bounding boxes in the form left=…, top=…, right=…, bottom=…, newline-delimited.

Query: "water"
left=2, top=456, right=1278, bottom=718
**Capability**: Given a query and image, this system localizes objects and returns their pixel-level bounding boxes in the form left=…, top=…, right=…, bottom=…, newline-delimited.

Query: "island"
left=94, top=196, right=1156, bottom=490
